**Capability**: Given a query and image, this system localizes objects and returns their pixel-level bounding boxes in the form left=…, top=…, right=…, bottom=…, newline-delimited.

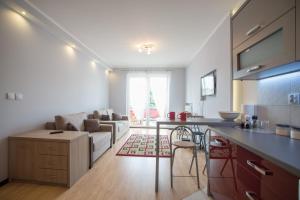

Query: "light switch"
left=6, top=92, right=15, bottom=100
left=15, top=93, right=23, bottom=101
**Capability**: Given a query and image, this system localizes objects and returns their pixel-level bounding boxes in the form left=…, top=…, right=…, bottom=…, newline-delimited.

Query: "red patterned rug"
left=116, top=134, right=171, bottom=158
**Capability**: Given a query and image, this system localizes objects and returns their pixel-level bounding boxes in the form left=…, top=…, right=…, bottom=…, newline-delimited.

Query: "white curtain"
left=126, top=71, right=170, bottom=125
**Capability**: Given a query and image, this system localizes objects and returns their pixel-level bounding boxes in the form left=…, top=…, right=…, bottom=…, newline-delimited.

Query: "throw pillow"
left=112, top=113, right=122, bottom=121
left=66, top=123, right=79, bottom=131
left=101, top=115, right=110, bottom=121
left=55, top=112, right=87, bottom=131
left=84, top=119, right=99, bottom=132
left=93, top=110, right=101, bottom=119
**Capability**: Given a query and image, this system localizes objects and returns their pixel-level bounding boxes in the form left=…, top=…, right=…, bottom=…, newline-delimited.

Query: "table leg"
left=155, top=123, right=160, bottom=192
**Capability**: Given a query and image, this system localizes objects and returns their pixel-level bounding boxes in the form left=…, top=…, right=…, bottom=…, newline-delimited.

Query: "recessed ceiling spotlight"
left=91, top=60, right=97, bottom=66
left=21, top=11, right=26, bottom=16
left=138, top=43, right=154, bottom=55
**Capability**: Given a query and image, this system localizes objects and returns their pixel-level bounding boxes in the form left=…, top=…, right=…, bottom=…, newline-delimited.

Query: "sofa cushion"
left=90, top=132, right=111, bottom=151
left=44, top=122, right=56, bottom=130
left=93, top=109, right=107, bottom=119
left=55, top=112, right=87, bottom=131
left=112, top=113, right=122, bottom=121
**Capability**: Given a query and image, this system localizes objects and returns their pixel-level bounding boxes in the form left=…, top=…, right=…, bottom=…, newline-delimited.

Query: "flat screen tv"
left=201, top=70, right=216, bottom=96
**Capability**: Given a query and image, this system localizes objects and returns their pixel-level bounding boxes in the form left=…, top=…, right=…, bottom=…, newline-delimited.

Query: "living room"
left=1, top=0, right=300, bottom=200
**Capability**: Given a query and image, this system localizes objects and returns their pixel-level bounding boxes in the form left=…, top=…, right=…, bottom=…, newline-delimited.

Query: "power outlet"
left=288, top=93, right=300, bottom=104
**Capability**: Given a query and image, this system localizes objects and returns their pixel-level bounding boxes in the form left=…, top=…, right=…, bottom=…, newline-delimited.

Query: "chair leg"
left=199, top=136, right=203, bottom=150
left=194, top=147, right=200, bottom=189
left=171, top=148, right=177, bottom=188
left=230, top=157, right=237, bottom=191
left=220, top=158, right=229, bottom=176
left=170, top=146, right=173, bottom=188
left=189, top=155, right=194, bottom=174
left=202, top=162, right=206, bottom=175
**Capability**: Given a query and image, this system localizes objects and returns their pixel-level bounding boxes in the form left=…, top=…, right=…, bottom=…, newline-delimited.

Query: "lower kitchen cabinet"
left=208, top=132, right=299, bottom=200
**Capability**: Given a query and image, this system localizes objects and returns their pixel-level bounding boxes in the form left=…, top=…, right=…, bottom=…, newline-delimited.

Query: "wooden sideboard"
left=9, top=130, right=89, bottom=187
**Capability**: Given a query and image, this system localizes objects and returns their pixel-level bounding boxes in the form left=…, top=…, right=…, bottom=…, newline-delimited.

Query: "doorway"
left=127, top=72, right=170, bottom=127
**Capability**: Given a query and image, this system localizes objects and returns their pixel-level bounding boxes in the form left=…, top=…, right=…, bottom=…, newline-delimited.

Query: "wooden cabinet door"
left=9, top=139, right=35, bottom=180
left=233, top=9, right=296, bottom=80
left=297, top=0, right=300, bottom=60
left=232, top=0, right=295, bottom=48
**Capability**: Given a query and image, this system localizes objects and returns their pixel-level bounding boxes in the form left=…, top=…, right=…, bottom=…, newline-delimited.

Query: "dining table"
left=155, top=118, right=237, bottom=192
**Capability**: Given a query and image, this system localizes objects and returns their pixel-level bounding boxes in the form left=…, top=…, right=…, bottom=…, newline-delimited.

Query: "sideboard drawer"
left=37, top=141, right=68, bottom=156
left=38, top=155, right=68, bottom=170
left=36, top=169, right=67, bottom=185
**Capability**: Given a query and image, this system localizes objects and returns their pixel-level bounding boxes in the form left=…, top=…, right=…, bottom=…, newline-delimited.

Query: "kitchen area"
left=207, top=0, right=300, bottom=199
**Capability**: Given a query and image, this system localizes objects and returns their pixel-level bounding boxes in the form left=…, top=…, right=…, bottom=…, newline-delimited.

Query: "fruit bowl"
left=219, top=111, right=240, bottom=121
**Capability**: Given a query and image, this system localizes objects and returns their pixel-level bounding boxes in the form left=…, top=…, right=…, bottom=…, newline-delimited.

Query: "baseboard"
left=0, top=178, right=9, bottom=187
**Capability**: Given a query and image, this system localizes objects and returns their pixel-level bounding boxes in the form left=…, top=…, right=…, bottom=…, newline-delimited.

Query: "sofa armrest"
left=45, top=122, right=56, bottom=130
left=98, top=124, right=113, bottom=132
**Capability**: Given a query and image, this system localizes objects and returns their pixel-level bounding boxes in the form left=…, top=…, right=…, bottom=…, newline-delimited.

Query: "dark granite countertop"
left=208, top=126, right=300, bottom=177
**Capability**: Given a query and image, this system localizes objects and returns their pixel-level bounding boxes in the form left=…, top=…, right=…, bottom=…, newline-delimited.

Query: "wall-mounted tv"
left=201, top=70, right=216, bottom=96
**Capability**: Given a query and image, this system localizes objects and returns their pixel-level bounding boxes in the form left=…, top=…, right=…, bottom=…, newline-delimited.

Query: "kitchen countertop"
left=208, top=126, right=300, bottom=177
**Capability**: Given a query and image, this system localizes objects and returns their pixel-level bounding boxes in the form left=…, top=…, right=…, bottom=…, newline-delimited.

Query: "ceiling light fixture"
left=70, top=44, right=76, bottom=49
left=138, top=43, right=154, bottom=55
left=21, top=11, right=26, bottom=16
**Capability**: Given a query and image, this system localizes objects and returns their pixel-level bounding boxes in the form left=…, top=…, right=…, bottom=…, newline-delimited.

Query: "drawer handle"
left=247, top=160, right=273, bottom=176
left=246, top=65, right=262, bottom=73
left=246, top=25, right=262, bottom=36
left=245, top=191, right=258, bottom=200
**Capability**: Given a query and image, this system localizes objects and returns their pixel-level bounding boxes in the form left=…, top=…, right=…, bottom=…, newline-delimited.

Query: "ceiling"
left=28, top=0, right=240, bottom=68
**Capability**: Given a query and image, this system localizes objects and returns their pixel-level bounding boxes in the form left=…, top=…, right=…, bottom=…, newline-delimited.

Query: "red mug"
left=177, top=112, right=187, bottom=121
left=167, top=112, right=175, bottom=120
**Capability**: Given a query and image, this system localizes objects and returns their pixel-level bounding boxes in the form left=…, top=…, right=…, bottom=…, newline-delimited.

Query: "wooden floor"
left=0, top=128, right=211, bottom=200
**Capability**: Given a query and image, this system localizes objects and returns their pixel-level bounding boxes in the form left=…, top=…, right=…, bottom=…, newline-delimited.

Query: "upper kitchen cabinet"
left=232, top=0, right=300, bottom=80
left=297, top=0, right=300, bottom=60
left=232, top=0, right=294, bottom=49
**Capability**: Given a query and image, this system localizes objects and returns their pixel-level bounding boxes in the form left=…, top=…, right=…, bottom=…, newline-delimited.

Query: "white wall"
left=0, top=4, right=109, bottom=181
left=186, top=16, right=232, bottom=117
left=109, top=68, right=186, bottom=114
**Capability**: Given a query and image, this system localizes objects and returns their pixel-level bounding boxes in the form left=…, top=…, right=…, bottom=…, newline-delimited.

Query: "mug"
left=167, top=112, right=175, bottom=120
left=177, top=112, right=187, bottom=121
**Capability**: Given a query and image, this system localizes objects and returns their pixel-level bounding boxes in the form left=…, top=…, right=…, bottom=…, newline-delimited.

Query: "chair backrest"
left=170, top=126, right=195, bottom=143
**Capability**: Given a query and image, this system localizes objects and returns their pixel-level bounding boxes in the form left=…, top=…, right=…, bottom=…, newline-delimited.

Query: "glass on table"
left=259, top=120, right=270, bottom=129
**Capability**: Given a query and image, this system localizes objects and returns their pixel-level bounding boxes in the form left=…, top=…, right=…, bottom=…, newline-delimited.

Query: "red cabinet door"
left=209, top=132, right=299, bottom=200
left=237, top=146, right=299, bottom=200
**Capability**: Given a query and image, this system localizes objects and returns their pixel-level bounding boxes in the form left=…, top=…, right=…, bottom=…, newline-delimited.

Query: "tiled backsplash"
left=256, top=71, right=300, bottom=128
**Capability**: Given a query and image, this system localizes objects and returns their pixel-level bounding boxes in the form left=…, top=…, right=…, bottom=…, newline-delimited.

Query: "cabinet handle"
left=246, top=25, right=262, bottom=36
left=247, top=160, right=273, bottom=176
left=245, top=191, right=258, bottom=200
left=246, top=65, right=262, bottom=73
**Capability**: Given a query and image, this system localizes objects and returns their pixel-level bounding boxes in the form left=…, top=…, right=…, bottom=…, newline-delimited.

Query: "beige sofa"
left=90, top=109, right=130, bottom=144
left=45, top=112, right=112, bottom=167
